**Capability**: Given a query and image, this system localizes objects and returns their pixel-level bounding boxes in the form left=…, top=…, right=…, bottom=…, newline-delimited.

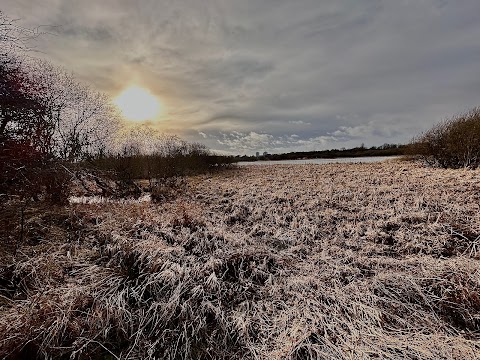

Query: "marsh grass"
left=1, top=162, right=480, bottom=359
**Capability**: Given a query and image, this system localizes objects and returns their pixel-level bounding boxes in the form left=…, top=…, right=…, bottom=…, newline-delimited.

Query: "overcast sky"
left=3, top=0, right=480, bottom=154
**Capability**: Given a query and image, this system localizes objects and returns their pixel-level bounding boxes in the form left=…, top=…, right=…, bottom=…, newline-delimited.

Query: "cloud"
left=217, top=132, right=275, bottom=151
left=3, top=0, right=480, bottom=153
left=289, top=120, right=311, bottom=125
left=208, top=130, right=340, bottom=154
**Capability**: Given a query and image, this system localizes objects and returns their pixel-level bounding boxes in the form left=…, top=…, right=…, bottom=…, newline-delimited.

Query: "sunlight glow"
left=114, top=86, right=162, bottom=121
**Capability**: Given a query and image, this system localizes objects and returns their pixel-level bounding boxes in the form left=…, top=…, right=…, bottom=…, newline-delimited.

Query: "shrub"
left=150, top=177, right=186, bottom=203
left=88, top=142, right=236, bottom=183
left=411, top=107, right=480, bottom=168
left=0, top=139, right=71, bottom=204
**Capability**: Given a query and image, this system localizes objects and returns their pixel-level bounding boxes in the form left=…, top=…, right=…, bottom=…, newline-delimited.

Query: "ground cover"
left=1, top=160, right=480, bottom=359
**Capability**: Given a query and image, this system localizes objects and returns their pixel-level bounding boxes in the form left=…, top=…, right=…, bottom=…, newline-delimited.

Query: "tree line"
left=236, top=144, right=407, bottom=162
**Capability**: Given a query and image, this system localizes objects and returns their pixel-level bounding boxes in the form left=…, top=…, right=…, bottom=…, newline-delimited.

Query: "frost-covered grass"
left=69, top=193, right=152, bottom=205
left=1, top=161, right=480, bottom=359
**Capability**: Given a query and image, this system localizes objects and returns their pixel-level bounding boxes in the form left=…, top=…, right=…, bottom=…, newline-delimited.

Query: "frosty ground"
left=1, top=160, right=480, bottom=359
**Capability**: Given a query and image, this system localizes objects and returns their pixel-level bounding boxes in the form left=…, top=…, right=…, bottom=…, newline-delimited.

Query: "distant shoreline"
left=237, top=155, right=400, bottom=166
left=232, top=144, right=407, bottom=163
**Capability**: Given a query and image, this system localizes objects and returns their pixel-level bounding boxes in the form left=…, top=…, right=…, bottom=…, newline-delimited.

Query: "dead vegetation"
left=410, top=107, right=480, bottom=169
left=1, top=161, right=480, bottom=359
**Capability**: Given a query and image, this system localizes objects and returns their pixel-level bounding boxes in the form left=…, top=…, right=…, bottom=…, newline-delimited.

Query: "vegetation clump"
left=411, top=107, right=480, bottom=169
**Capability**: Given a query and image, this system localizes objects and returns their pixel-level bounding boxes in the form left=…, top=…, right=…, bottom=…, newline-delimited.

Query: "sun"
left=114, top=85, right=162, bottom=121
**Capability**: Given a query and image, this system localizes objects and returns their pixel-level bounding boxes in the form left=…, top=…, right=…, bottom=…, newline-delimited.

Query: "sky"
left=3, top=0, right=480, bottom=155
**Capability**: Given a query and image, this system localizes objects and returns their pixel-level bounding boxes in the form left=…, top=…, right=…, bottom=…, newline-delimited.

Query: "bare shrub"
left=0, top=139, right=71, bottom=204
left=412, top=107, right=480, bottom=168
left=150, top=177, right=187, bottom=203
left=89, top=132, right=235, bottom=186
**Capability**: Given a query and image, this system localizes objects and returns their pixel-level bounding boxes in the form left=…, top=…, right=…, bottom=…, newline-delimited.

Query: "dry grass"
left=1, top=161, right=480, bottom=359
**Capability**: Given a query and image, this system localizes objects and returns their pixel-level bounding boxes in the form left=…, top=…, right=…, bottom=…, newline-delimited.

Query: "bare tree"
left=15, top=58, right=121, bottom=161
left=0, top=57, right=53, bottom=150
left=56, top=81, right=121, bottom=160
left=1, top=12, right=54, bottom=153
left=0, top=11, right=41, bottom=55
left=113, top=125, right=182, bottom=156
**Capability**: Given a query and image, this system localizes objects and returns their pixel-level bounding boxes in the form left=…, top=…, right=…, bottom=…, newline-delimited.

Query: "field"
left=1, top=160, right=480, bottom=359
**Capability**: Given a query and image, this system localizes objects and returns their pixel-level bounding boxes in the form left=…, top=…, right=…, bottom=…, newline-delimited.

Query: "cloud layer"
left=4, top=0, right=480, bottom=154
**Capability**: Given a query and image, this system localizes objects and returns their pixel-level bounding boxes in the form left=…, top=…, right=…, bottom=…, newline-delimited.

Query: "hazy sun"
left=114, top=86, right=162, bottom=121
